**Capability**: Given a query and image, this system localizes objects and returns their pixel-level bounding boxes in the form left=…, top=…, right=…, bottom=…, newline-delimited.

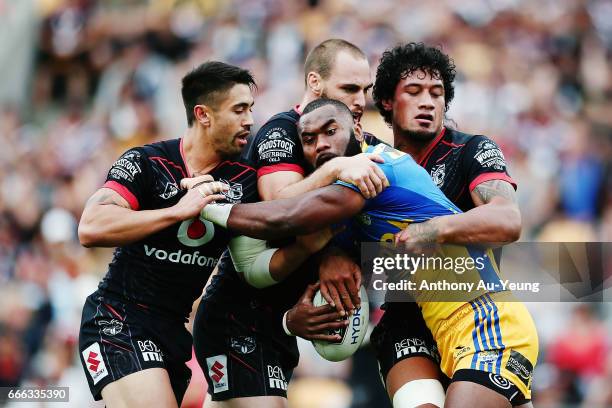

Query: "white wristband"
left=247, top=248, right=278, bottom=288
left=228, top=235, right=279, bottom=289
left=200, top=203, right=234, bottom=228
left=282, top=311, right=295, bottom=336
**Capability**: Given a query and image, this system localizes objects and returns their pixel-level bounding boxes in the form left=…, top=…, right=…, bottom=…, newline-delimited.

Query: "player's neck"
left=182, top=128, right=222, bottom=177
left=393, top=126, right=444, bottom=162
left=394, top=136, right=429, bottom=160
left=298, top=91, right=318, bottom=113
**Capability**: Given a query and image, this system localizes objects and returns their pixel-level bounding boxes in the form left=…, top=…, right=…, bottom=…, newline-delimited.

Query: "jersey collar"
left=179, top=137, right=192, bottom=177
left=417, top=127, right=446, bottom=166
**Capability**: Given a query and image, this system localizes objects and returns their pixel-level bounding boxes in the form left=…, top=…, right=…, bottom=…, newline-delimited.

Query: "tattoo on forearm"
left=407, top=220, right=439, bottom=243
left=473, top=180, right=517, bottom=204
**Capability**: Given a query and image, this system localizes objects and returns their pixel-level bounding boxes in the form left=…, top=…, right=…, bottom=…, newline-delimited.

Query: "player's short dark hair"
left=373, top=42, right=456, bottom=125
left=301, top=98, right=353, bottom=125
left=303, top=39, right=367, bottom=85
left=181, top=61, right=256, bottom=126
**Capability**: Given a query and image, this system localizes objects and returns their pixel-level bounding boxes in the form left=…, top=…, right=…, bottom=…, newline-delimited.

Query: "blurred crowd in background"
left=0, top=0, right=611, bottom=407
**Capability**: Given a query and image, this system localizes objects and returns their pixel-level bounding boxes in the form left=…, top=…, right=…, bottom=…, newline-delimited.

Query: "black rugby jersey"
left=98, top=138, right=258, bottom=320
left=211, top=107, right=310, bottom=309
left=417, top=127, right=516, bottom=212
left=208, top=106, right=385, bottom=310
left=243, top=107, right=304, bottom=177
left=241, top=106, right=384, bottom=176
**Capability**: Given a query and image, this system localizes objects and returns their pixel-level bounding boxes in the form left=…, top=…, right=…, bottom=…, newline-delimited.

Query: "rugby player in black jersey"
left=191, top=40, right=395, bottom=408
left=369, top=43, right=532, bottom=408
left=196, top=44, right=532, bottom=408
left=76, top=62, right=332, bottom=408
left=197, top=91, right=535, bottom=408
left=188, top=42, right=531, bottom=408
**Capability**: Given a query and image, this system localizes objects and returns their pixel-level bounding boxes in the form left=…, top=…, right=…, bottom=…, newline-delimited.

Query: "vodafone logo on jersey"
left=177, top=214, right=215, bottom=247
left=139, top=213, right=219, bottom=267
left=143, top=245, right=218, bottom=267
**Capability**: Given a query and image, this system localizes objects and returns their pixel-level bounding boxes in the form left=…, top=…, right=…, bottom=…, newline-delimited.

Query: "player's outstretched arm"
left=203, top=185, right=365, bottom=240
left=269, top=154, right=388, bottom=200
left=78, top=184, right=226, bottom=247
left=396, top=179, right=521, bottom=245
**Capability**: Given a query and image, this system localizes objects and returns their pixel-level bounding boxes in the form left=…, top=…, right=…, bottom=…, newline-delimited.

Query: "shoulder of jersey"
left=141, top=138, right=180, bottom=156
left=445, top=128, right=489, bottom=146
left=267, top=109, right=300, bottom=124
left=366, top=142, right=411, bottom=162
left=363, top=132, right=389, bottom=147
left=252, top=109, right=300, bottom=143
left=260, top=109, right=300, bottom=132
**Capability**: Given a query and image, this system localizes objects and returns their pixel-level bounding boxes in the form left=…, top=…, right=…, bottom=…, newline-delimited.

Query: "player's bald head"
left=303, top=39, right=367, bottom=85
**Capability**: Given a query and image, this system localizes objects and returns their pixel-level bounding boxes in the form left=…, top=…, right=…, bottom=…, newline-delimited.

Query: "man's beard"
left=219, top=135, right=245, bottom=159
left=314, top=152, right=337, bottom=168
left=400, top=128, right=438, bottom=143
left=344, top=128, right=362, bottom=157
left=218, top=144, right=241, bottom=159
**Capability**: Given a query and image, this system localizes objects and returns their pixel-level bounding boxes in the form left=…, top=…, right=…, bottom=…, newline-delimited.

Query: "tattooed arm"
left=78, top=186, right=224, bottom=247
left=396, top=180, right=521, bottom=245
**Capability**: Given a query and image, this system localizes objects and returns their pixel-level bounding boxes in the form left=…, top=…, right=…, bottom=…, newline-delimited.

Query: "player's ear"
left=381, top=98, right=393, bottom=112
left=194, top=105, right=212, bottom=127
left=306, top=72, right=323, bottom=96
left=353, top=122, right=364, bottom=142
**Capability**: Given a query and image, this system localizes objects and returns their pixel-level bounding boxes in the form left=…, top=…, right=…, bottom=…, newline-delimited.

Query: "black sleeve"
left=102, top=148, right=151, bottom=210
left=462, top=136, right=517, bottom=192
left=363, top=131, right=390, bottom=147
left=251, top=117, right=305, bottom=177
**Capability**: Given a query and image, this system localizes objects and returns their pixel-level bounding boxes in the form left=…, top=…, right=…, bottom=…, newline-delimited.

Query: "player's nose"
left=315, top=138, right=331, bottom=153
left=418, top=93, right=435, bottom=110
left=243, top=110, right=254, bottom=127
left=353, top=92, right=366, bottom=112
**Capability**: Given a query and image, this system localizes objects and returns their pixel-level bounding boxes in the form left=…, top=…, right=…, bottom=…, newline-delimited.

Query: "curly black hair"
left=373, top=43, right=456, bottom=125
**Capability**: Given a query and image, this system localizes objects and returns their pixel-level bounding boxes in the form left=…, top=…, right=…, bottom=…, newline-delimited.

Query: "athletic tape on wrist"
left=228, top=236, right=278, bottom=288
left=246, top=248, right=278, bottom=288
left=200, top=203, right=234, bottom=228
left=282, top=311, right=295, bottom=336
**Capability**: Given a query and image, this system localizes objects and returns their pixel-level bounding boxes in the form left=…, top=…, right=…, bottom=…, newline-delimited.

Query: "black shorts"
left=193, top=297, right=299, bottom=401
left=370, top=302, right=443, bottom=385
left=452, top=369, right=530, bottom=406
left=78, top=293, right=192, bottom=404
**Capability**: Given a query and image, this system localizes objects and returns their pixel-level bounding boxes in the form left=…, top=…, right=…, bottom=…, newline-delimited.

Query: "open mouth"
left=352, top=111, right=363, bottom=123
left=415, top=113, right=434, bottom=125
left=235, top=132, right=250, bottom=146
left=415, top=113, right=434, bottom=121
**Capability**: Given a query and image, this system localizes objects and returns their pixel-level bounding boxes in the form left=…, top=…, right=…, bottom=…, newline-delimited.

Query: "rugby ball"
left=312, top=286, right=369, bottom=362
